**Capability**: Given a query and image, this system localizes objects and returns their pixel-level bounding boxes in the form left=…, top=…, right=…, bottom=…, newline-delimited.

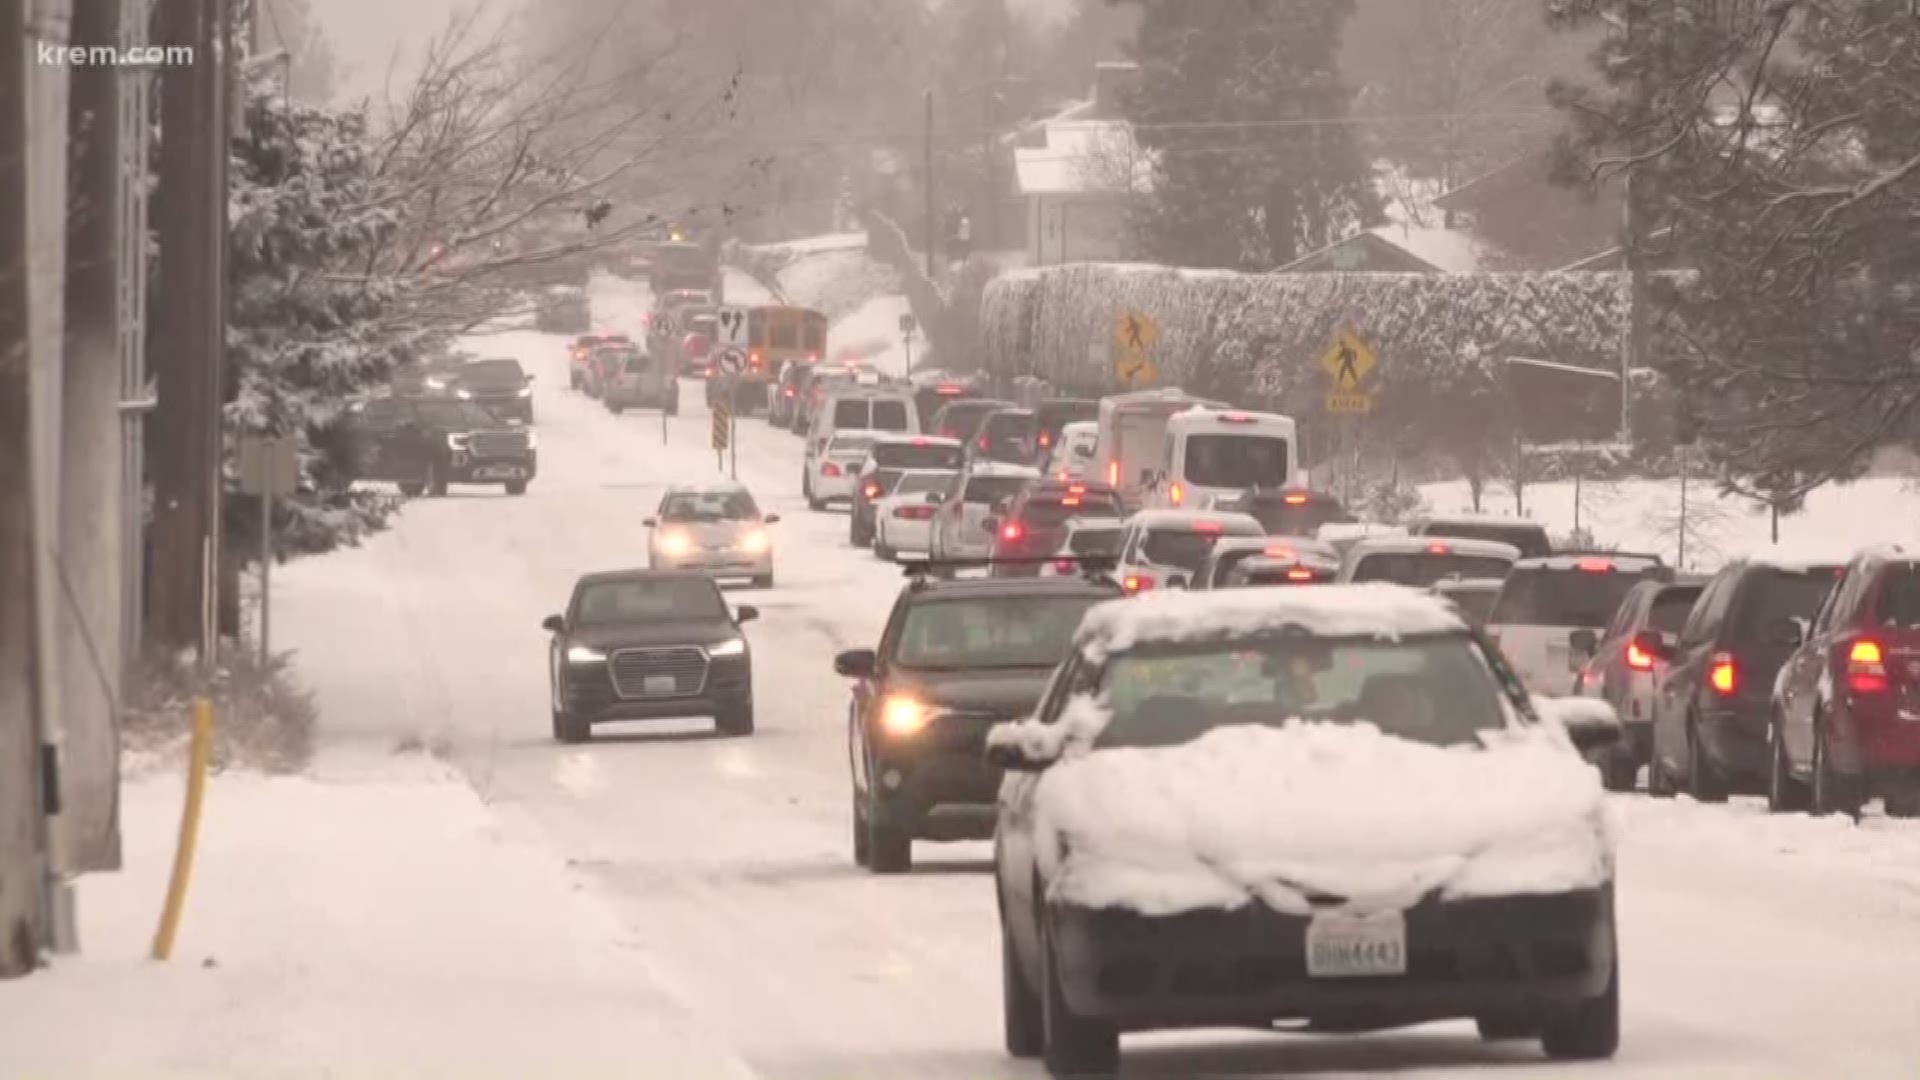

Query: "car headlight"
left=738, top=529, right=769, bottom=553
left=517, top=386, right=533, bottom=398
left=524, top=431, right=538, bottom=450
left=566, top=645, right=606, bottom=663
left=425, top=377, right=446, bottom=390
left=446, top=433, right=469, bottom=450
left=880, top=695, right=928, bottom=736
left=454, top=388, right=472, bottom=400
left=656, top=531, right=692, bottom=556
left=708, top=637, right=747, bottom=658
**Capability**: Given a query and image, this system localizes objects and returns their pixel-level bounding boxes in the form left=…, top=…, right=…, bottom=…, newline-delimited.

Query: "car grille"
left=609, top=646, right=710, bottom=699
left=471, top=431, right=531, bottom=456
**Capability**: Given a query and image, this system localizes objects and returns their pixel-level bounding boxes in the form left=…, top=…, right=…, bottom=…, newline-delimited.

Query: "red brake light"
left=784, top=387, right=795, bottom=397
left=937, top=385, right=962, bottom=395
left=1708, top=653, right=1737, bottom=696
left=1169, top=482, right=1184, bottom=506
left=1577, top=558, right=1614, bottom=573
left=1286, top=567, right=1315, bottom=582
left=1625, top=641, right=1654, bottom=671
left=912, top=437, right=929, bottom=446
left=1001, top=522, right=1023, bottom=542
left=822, top=462, right=842, bottom=477
left=1067, top=483, right=1086, bottom=494
left=1039, top=432, right=1052, bottom=447
left=1283, top=493, right=1309, bottom=505
left=1192, top=521, right=1222, bottom=534
left=1847, top=639, right=1889, bottom=694
left=1265, top=545, right=1294, bottom=559
left=1055, top=558, right=1075, bottom=574
left=979, top=436, right=990, bottom=451
left=1220, top=412, right=1252, bottom=423
left=864, top=482, right=881, bottom=498
left=1426, top=542, right=1451, bottom=554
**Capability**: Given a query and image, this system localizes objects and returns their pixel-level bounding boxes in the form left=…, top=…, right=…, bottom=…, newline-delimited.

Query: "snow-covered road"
left=273, top=277, right=1920, bottom=1078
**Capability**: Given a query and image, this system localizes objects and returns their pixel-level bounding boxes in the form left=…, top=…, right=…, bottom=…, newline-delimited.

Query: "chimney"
left=1092, top=61, right=1140, bottom=118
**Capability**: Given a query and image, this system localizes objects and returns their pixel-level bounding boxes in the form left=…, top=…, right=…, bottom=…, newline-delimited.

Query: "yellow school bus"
left=707, top=305, right=829, bottom=413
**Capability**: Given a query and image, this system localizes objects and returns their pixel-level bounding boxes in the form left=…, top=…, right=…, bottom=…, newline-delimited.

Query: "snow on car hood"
left=1025, top=715, right=1611, bottom=918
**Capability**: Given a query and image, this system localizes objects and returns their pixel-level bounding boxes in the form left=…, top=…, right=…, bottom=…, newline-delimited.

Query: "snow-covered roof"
left=1417, top=512, right=1547, bottom=528
left=873, top=432, right=961, bottom=448
left=1124, top=509, right=1264, bottom=534
left=1348, top=536, right=1523, bottom=560
left=1742, top=540, right=1858, bottom=572
left=1279, top=224, right=1496, bottom=274
left=1209, top=535, right=1340, bottom=562
left=1513, top=553, right=1665, bottom=572
left=1014, top=120, right=1153, bottom=197
left=1077, top=582, right=1469, bottom=661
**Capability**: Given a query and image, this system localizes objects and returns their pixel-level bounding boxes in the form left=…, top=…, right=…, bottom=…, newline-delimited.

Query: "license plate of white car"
left=1306, top=912, right=1407, bottom=978
left=643, top=675, right=677, bottom=695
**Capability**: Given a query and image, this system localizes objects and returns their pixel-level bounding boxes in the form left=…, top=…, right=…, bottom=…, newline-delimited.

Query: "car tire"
left=1647, top=735, right=1676, bottom=798
left=1685, top=714, right=1729, bottom=803
left=866, top=813, right=911, bottom=874
left=852, top=792, right=871, bottom=868
left=874, top=542, right=896, bottom=562
left=1040, top=913, right=1119, bottom=1077
left=609, top=403, right=625, bottom=416
left=1885, top=790, right=1920, bottom=819
left=1476, top=1016, right=1538, bottom=1041
left=1002, top=924, right=1043, bottom=1058
left=1766, top=711, right=1810, bottom=813
left=1600, top=756, right=1638, bottom=793
left=427, top=463, right=449, bottom=499
left=504, top=480, right=528, bottom=496
left=752, top=573, right=774, bottom=589
left=665, top=396, right=679, bottom=417
left=553, top=708, right=590, bottom=745
left=808, top=496, right=825, bottom=512
left=397, top=481, right=424, bottom=498
left=1541, top=953, right=1620, bottom=1061
left=716, top=701, right=755, bottom=738
left=1810, top=713, right=1863, bottom=819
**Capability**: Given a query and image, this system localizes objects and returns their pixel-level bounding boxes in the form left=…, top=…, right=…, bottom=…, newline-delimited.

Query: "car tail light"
left=1001, top=522, right=1023, bottom=542
left=893, top=505, right=934, bottom=520
left=1283, top=492, right=1309, bottom=506
left=1846, top=639, right=1890, bottom=694
left=1192, top=521, right=1222, bottom=534
left=1626, top=640, right=1655, bottom=671
left=1286, top=567, right=1315, bottom=582
left=784, top=387, right=795, bottom=398
left=912, top=437, right=929, bottom=446
left=1054, top=558, right=1075, bottom=574
left=1708, top=653, right=1737, bottom=696
left=1265, top=545, right=1294, bottom=559
left=937, top=385, right=962, bottom=395
left=1169, top=482, right=1184, bottom=505
left=1578, top=558, right=1614, bottom=573
left=939, top=427, right=957, bottom=439
left=1107, top=460, right=1119, bottom=487
left=863, top=482, right=881, bottom=498
left=1220, top=412, right=1252, bottom=422
left=1426, top=542, right=1451, bottom=554
left=979, top=435, right=991, bottom=452
left=822, top=462, right=842, bottom=477
left=1039, top=431, right=1052, bottom=448
left=1123, top=575, right=1153, bottom=593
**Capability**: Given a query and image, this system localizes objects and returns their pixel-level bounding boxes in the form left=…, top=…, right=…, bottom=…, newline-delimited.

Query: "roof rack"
left=902, top=554, right=1119, bottom=585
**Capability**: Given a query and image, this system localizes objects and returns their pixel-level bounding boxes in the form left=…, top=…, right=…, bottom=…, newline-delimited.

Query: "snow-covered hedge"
left=980, top=265, right=1633, bottom=410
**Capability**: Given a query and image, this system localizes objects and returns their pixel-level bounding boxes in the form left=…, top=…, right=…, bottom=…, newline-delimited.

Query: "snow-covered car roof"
left=1123, top=509, right=1264, bottom=534
left=1316, top=522, right=1407, bottom=543
left=1430, top=576, right=1506, bottom=594
left=965, top=461, right=1042, bottom=479
left=1854, top=543, right=1918, bottom=563
left=1057, top=420, right=1098, bottom=437
left=1739, top=539, right=1858, bottom=571
left=1346, top=535, right=1522, bottom=560
left=1075, top=582, right=1469, bottom=661
left=871, top=432, right=962, bottom=448
left=1510, top=553, right=1665, bottom=573
left=1208, top=534, right=1340, bottom=563
left=1413, top=512, right=1549, bottom=530
left=1063, top=516, right=1125, bottom=533
left=663, top=479, right=752, bottom=496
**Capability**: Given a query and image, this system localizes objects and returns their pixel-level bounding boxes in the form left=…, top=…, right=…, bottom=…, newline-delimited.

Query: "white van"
left=1144, top=408, right=1300, bottom=511
left=1094, top=388, right=1227, bottom=509
left=803, top=387, right=920, bottom=489
left=1044, top=420, right=1099, bottom=481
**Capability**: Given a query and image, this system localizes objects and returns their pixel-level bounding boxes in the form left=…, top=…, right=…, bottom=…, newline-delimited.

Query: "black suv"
left=1644, top=554, right=1845, bottom=800
left=1220, top=487, right=1355, bottom=537
left=832, top=570, right=1122, bottom=873
left=345, top=395, right=537, bottom=496
left=929, top=398, right=1014, bottom=444
left=544, top=570, right=758, bottom=743
left=450, top=357, right=536, bottom=423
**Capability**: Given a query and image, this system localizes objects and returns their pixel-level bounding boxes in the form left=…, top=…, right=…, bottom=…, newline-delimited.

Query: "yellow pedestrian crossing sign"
left=1114, top=310, right=1159, bottom=352
left=1115, top=346, right=1157, bottom=388
left=1320, top=329, right=1376, bottom=391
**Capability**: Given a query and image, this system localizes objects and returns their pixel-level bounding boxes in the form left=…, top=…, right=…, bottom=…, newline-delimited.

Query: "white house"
left=1010, top=62, right=1151, bottom=267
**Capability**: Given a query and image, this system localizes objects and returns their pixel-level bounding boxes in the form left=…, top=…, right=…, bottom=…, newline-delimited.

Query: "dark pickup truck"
left=345, top=395, right=538, bottom=497
left=450, top=357, right=536, bottom=424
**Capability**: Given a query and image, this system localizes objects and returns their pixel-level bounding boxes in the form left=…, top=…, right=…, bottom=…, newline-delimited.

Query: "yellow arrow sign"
left=1319, top=329, right=1377, bottom=392
left=1114, top=309, right=1159, bottom=352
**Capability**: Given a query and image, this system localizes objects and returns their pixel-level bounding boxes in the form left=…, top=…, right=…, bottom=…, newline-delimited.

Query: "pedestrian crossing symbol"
left=1319, top=329, right=1376, bottom=391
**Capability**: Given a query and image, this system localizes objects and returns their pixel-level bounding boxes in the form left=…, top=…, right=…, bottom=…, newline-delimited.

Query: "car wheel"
left=1885, top=790, right=1920, bottom=819
left=1647, top=731, right=1676, bottom=798
left=852, top=792, right=871, bottom=868
left=1810, top=713, right=1863, bottom=819
left=1540, top=953, right=1620, bottom=1061
left=866, top=811, right=911, bottom=875
left=1002, top=923, right=1043, bottom=1058
left=808, top=496, right=826, bottom=512
left=427, top=462, right=449, bottom=499
left=716, top=700, right=755, bottom=738
left=665, top=396, right=679, bottom=416
left=609, top=403, right=625, bottom=416
left=752, top=573, right=774, bottom=589
left=553, top=708, right=590, bottom=745
left=874, top=542, right=896, bottom=562
left=504, top=480, right=528, bottom=496
left=1685, top=714, right=1729, bottom=803
left=1039, top=912, right=1119, bottom=1077
left=1600, top=755, right=1638, bottom=793
left=1766, top=710, right=1810, bottom=813
left=397, top=481, right=424, bottom=498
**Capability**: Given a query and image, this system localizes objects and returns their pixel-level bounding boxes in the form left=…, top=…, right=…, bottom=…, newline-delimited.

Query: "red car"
left=1769, top=545, right=1920, bottom=818
left=569, top=333, right=630, bottom=394
left=984, top=480, right=1125, bottom=577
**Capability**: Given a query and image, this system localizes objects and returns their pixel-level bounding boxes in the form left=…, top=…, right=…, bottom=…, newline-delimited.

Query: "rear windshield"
left=935, top=402, right=1004, bottom=439
left=963, top=475, right=1032, bottom=505
left=1874, top=565, right=1920, bottom=628
left=576, top=578, right=725, bottom=625
left=1140, top=529, right=1229, bottom=574
left=873, top=442, right=964, bottom=470
left=1241, top=497, right=1354, bottom=537
left=1021, top=492, right=1123, bottom=528
left=832, top=399, right=870, bottom=427
left=1650, top=586, right=1704, bottom=634
left=1183, top=433, right=1291, bottom=489
left=1037, top=401, right=1099, bottom=433
left=894, top=472, right=956, bottom=498
left=1066, top=527, right=1124, bottom=557
left=1209, top=547, right=1268, bottom=587
left=1490, top=567, right=1657, bottom=628
left=837, top=398, right=913, bottom=430
left=1351, top=552, right=1516, bottom=588
left=1420, top=521, right=1551, bottom=559
left=1438, top=588, right=1499, bottom=626
left=1730, top=569, right=1841, bottom=644
left=828, top=435, right=877, bottom=455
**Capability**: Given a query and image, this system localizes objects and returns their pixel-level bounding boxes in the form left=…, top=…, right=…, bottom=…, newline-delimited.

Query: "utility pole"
left=1621, top=0, right=1650, bottom=448
left=61, top=0, right=128, bottom=876
left=1, top=0, right=54, bottom=980
left=147, top=0, right=225, bottom=663
left=922, top=88, right=935, bottom=279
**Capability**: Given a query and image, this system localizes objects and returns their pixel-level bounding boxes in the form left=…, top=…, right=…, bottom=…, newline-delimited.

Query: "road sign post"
left=237, top=435, right=298, bottom=664
left=1317, top=329, right=1379, bottom=506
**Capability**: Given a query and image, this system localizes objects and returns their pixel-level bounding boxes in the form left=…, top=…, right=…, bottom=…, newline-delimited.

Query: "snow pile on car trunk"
left=1032, top=718, right=1611, bottom=917
left=1075, top=581, right=1468, bottom=663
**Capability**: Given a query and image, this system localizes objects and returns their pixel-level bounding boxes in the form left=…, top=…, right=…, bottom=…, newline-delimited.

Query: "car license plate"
left=643, top=675, right=677, bottom=695
left=1305, top=912, right=1407, bottom=978
left=475, top=465, right=527, bottom=480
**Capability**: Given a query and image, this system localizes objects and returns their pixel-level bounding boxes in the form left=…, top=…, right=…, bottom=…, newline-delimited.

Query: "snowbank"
left=1074, top=582, right=1466, bottom=663
left=1032, top=721, right=1610, bottom=917
left=0, top=750, right=753, bottom=1077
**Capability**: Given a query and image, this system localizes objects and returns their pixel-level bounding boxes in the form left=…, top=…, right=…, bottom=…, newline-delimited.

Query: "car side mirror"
left=542, top=614, right=565, bottom=633
left=762, top=513, right=781, bottom=525
left=643, top=517, right=658, bottom=528
left=1629, top=629, right=1672, bottom=662
left=736, top=605, right=759, bottom=624
left=986, top=741, right=1051, bottom=773
left=1568, top=629, right=1599, bottom=658
left=1767, top=617, right=1804, bottom=647
left=834, top=648, right=877, bottom=678
left=1533, top=695, right=1624, bottom=753
left=525, top=374, right=536, bottom=382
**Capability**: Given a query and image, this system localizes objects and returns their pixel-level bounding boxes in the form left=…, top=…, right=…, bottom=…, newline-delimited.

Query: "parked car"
left=1643, top=548, right=1848, bottom=801
left=343, top=395, right=537, bottom=497
left=1111, top=509, right=1265, bottom=594
left=1485, top=553, right=1672, bottom=697
left=1573, top=577, right=1708, bottom=790
left=1770, top=545, right=1920, bottom=818
left=1408, top=514, right=1554, bottom=560
left=984, top=480, right=1125, bottom=577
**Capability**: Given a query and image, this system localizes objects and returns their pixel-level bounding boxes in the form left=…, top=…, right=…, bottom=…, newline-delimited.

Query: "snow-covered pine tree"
left=224, top=80, right=404, bottom=561
left=1119, top=0, right=1381, bottom=269
left=1548, top=0, right=1920, bottom=507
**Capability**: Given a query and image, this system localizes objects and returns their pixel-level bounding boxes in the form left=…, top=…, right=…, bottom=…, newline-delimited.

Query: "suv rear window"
left=1649, top=585, right=1704, bottom=634
left=833, top=399, right=870, bottom=427
left=874, top=442, right=963, bottom=470
left=1729, top=568, right=1841, bottom=644
left=1140, top=530, right=1227, bottom=574
left=1874, top=565, right=1920, bottom=627
left=1066, top=527, right=1123, bottom=557
left=963, top=476, right=1031, bottom=505
left=1021, top=492, right=1122, bottom=528
left=1184, top=433, right=1291, bottom=489
left=1351, top=552, right=1515, bottom=588
left=1419, top=521, right=1552, bottom=559
left=1491, top=567, right=1656, bottom=628
left=870, top=399, right=910, bottom=430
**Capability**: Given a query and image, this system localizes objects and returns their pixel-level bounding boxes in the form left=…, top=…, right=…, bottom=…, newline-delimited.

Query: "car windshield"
left=1421, top=522, right=1551, bottom=559
left=575, top=578, right=725, bottom=624
left=1491, top=567, right=1659, bottom=628
left=963, top=475, right=1031, bottom=505
left=458, top=360, right=525, bottom=385
left=1092, top=632, right=1510, bottom=750
left=413, top=400, right=503, bottom=428
left=1209, top=547, right=1269, bottom=587
left=873, top=442, right=964, bottom=470
left=894, top=595, right=1102, bottom=670
left=1182, top=433, right=1290, bottom=489
left=1140, top=529, right=1233, bottom=574
left=1021, top=492, right=1123, bottom=528
left=894, top=472, right=957, bottom=498
left=1241, top=496, right=1354, bottom=536
left=1351, top=552, right=1516, bottom=587
left=1649, top=586, right=1704, bottom=634
left=828, top=435, right=877, bottom=456
left=660, top=490, right=759, bottom=522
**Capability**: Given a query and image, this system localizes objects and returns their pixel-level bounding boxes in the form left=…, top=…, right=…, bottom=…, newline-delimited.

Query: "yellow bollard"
left=151, top=696, right=213, bottom=960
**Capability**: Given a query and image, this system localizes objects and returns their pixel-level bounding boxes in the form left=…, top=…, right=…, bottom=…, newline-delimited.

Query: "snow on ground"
left=826, top=295, right=919, bottom=378
left=1420, top=476, right=1920, bottom=572
left=0, top=748, right=755, bottom=1077
left=747, top=232, right=868, bottom=258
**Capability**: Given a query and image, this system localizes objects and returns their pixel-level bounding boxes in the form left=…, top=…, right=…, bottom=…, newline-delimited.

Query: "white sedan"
left=871, top=469, right=959, bottom=561
left=806, top=429, right=884, bottom=510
